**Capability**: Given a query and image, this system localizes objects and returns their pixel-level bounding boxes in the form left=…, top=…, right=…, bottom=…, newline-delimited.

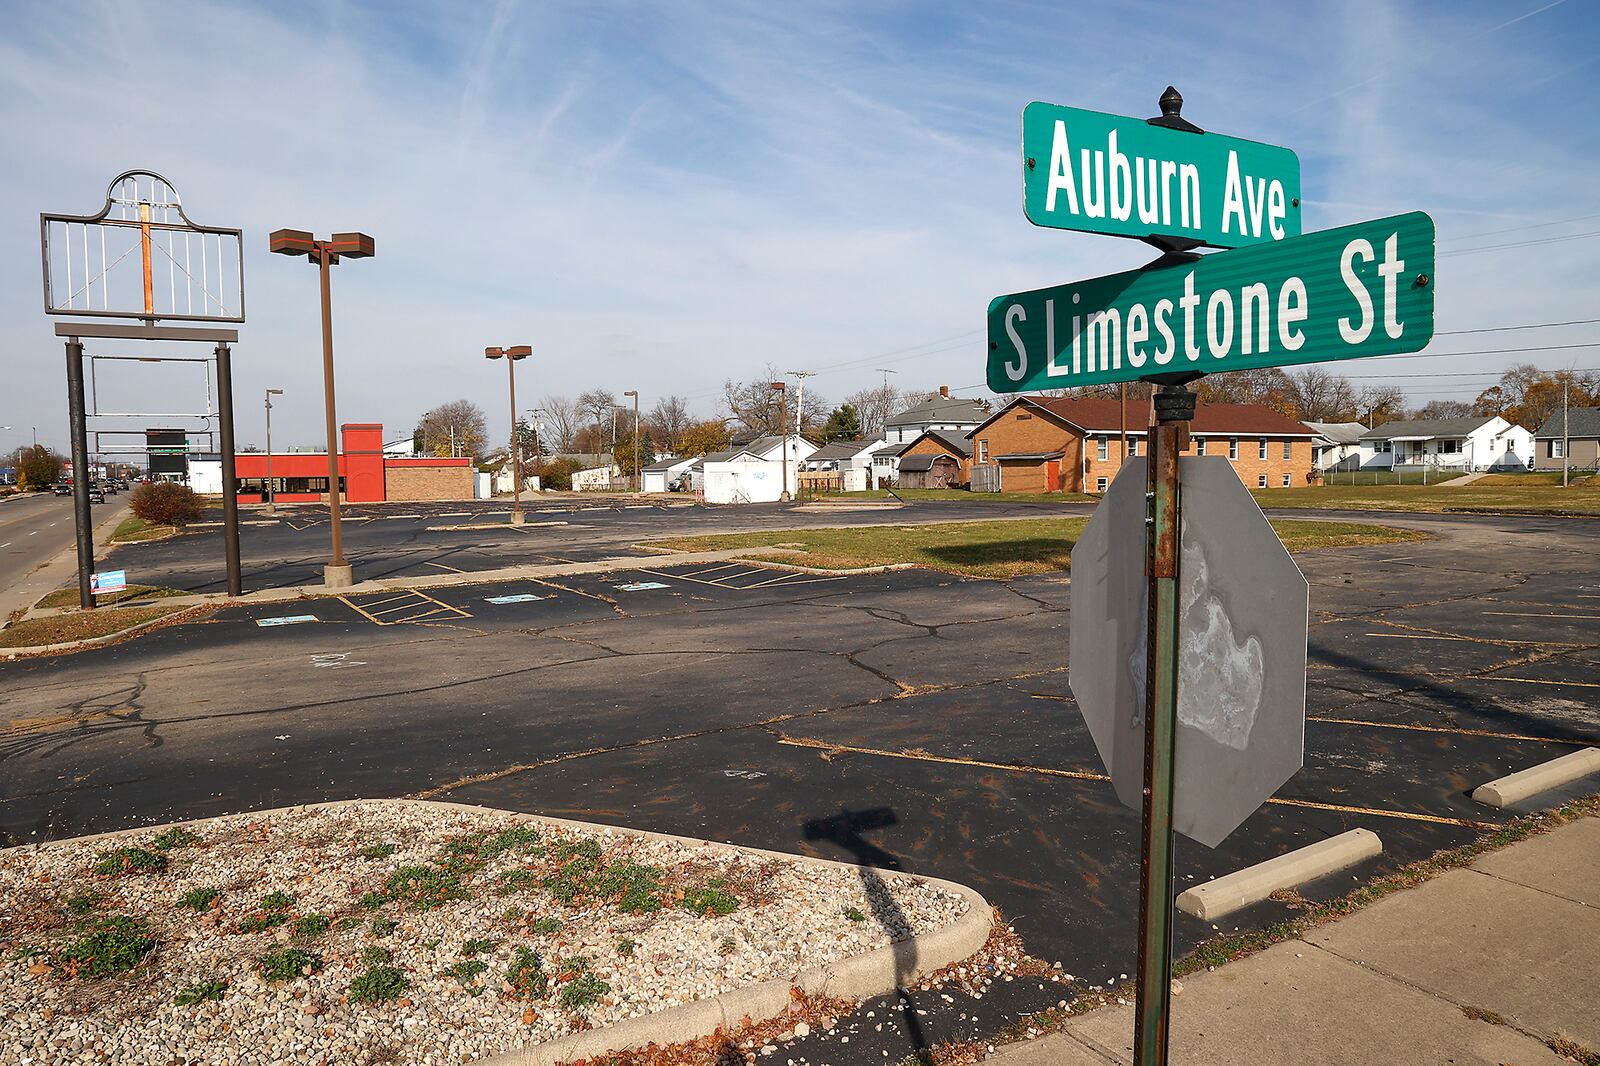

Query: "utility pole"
left=770, top=381, right=789, bottom=500
left=787, top=370, right=815, bottom=490
left=485, top=346, right=530, bottom=526
left=1562, top=375, right=1570, bottom=487
left=264, top=388, right=283, bottom=515
left=623, top=390, right=640, bottom=492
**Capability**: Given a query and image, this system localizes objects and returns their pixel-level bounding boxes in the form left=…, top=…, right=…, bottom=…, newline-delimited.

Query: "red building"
left=233, top=423, right=473, bottom=503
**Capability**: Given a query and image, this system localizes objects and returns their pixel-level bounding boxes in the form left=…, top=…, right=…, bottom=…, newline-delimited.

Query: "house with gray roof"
left=884, top=387, right=991, bottom=444
left=1532, top=406, right=1600, bottom=471
left=1304, top=421, right=1368, bottom=471
left=1360, top=416, right=1532, bottom=471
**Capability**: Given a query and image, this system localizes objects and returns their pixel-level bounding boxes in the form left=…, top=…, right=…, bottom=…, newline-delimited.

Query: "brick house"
left=966, top=397, right=1320, bottom=493
left=898, top=430, right=972, bottom=486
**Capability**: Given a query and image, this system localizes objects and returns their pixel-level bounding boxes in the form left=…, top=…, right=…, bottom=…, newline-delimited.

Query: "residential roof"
left=886, top=395, right=991, bottom=428
left=968, top=396, right=1319, bottom=439
left=804, top=439, right=871, bottom=461
left=916, top=429, right=973, bottom=458
left=686, top=446, right=751, bottom=472
left=1533, top=406, right=1600, bottom=439
left=1304, top=421, right=1368, bottom=445
left=1360, top=417, right=1494, bottom=441
left=642, top=456, right=692, bottom=472
left=871, top=442, right=913, bottom=458
left=897, top=454, right=940, bottom=472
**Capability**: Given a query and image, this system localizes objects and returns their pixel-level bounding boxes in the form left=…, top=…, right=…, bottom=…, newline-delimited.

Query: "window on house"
left=1096, top=476, right=1108, bottom=493
left=1283, top=440, right=1292, bottom=460
left=1379, top=441, right=1391, bottom=453
left=1257, top=474, right=1267, bottom=488
left=1552, top=440, right=1565, bottom=458
left=1196, top=438, right=1206, bottom=455
left=1228, top=437, right=1239, bottom=460
left=1282, top=473, right=1292, bottom=487
left=1131, top=438, right=1140, bottom=456
left=1258, top=439, right=1268, bottom=460
left=1097, top=435, right=1108, bottom=461
left=978, top=439, right=989, bottom=462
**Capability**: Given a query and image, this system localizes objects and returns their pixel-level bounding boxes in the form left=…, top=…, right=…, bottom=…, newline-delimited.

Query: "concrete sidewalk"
left=990, top=815, right=1599, bottom=1066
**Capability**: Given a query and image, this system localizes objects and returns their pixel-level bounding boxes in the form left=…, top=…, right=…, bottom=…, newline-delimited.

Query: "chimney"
left=939, top=385, right=949, bottom=398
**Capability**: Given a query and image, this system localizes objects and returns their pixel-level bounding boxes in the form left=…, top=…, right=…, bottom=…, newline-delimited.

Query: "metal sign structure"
left=1022, top=99, right=1301, bottom=248
left=42, top=171, right=246, bottom=609
left=986, top=88, right=1437, bottom=1066
left=1069, top=458, right=1308, bottom=847
left=988, top=211, right=1436, bottom=393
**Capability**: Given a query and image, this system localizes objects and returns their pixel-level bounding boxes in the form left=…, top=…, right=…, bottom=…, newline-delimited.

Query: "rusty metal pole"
left=215, top=342, right=243, bottom=597
left=316, top=244, right=352, bottom=587
left=65, top=338, right=95, bottom=610
left=508, top=354, right=524, bottom=526
left=1134, top=379, right=1195, bottom=1066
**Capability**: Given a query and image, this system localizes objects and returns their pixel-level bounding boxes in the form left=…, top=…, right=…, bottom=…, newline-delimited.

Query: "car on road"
left=98, top=479, right=118, bottom=495
left=52, top=482, right=72, bottom=496
left=87, top=484, right=106, bottom=503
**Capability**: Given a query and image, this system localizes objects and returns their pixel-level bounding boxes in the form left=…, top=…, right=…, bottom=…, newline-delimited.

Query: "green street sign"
left=1022, top=101, right=1301, bottom=248
left=987, top=211, right=1435, bottom=393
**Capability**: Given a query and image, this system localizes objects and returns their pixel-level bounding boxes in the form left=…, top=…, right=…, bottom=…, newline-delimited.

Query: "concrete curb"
left=1472, top=748, right=1600, bottom=808
left=5, top=798, right=994, bottom=1066
left=1176, top=829, right=1383, bottom=921
left=0, top=604, right=211, bottom=659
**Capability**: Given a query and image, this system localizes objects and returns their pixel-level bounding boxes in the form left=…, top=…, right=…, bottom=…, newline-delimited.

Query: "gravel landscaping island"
left=0, top=801, right=978, bottom=1065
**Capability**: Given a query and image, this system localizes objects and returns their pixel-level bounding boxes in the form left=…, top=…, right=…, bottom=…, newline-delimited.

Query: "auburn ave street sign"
left=1069, top=458, right=1309, bottom=848
left=987, top=210, right=1435, bottom=393
left=1022, top=101, right=1301, bottom=248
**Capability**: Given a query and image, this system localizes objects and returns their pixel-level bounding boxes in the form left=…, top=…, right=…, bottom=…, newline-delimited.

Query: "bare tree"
left=846, top=383, right=901, bottom=439
left=1195, top=367, right=1298, bottom=416
left=577, top=389, right=619, bottom=450
left=536, top=395, right=580, bottom=453
left=648, top=395, right=692, bottom=451
left=1286, top=366, right=1361, bottom=422
left=722, top=365, right=826, bottom=437
left=1412, top=399, right=1473, bottom=420
left=1358, top=385, right=1408, bottom=427
left=414, top=399, right=489, bottom=459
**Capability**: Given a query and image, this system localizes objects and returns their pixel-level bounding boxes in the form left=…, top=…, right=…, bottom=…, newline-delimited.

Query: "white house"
left=1304, top=421, right=1368, bottom=471
left=803, top=439, right=882, bottom=474
left=572, top=462, right=623, bottom=491
left=640, top=454, right=695, bottom=493
left=883, top=388, right=991, bottom=445
left=689, top=434, right=817, bottom=503
left=1359, top=416, right=1533, bottom=471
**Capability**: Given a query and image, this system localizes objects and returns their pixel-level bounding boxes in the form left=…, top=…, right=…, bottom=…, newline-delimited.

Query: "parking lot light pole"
left=264, top=388, right=283, bottom=515
left=623, top=390, right=640, bottom=492
left=485, top=345, right=531, bottom=526
left=268, top=230, right=374, bottom=589
left=769, top=381, right=788, bottom=500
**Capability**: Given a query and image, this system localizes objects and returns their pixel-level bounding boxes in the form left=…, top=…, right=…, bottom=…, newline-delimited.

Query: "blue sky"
left=2, top=0, right=1596, bottom=451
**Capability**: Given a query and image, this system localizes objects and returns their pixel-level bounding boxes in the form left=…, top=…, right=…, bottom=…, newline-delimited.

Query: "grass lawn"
left=827, top=488, right=1099, bottom=505
left=0, top=605, right=186, bottom=649
left=35, top=584, right=187, bottom=609
left=647, top=517, right=1425, bottom=579
left=1253, top=478, right=1600, bottom=516
left=110, top=516, right=181, bottom=543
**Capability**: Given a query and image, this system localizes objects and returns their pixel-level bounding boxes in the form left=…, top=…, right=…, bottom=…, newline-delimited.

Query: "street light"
left=264, top=389, right=284, bottom=515
left=622, top=390, right=640, bottom=493
left=769, top=381, right=789, bottom=500
left=268, top=229, right=375, bottom=589
left=485, top=345, right=531, bottom=526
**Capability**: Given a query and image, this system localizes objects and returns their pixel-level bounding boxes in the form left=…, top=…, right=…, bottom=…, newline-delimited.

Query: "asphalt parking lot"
left=3, top=505, right=1597, bottom=1061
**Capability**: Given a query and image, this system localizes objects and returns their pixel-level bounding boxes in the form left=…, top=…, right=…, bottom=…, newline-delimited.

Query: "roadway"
left=0, top=490, right=128, bottom=622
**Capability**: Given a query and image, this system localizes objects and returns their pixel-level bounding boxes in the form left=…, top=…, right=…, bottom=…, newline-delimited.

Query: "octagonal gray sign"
left=1069, top=457, right=1308, bottom=847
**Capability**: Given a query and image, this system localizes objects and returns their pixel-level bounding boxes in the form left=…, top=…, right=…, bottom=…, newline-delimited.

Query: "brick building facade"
left=968, top=397, right=1319, bottom=494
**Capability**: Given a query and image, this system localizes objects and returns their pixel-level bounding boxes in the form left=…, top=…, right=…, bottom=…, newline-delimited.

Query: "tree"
left=514, top=417, right=543, bottom=462
left=678, top=419, right=731, bottom=457
left=577, top=389, right=619, bottom=450
left=722, top=366, right=826, bottom=437
left=16, top=445, right=62, bottom=490
left=846, top=383, right=902, bottom=439
left=536, top=395, right=580, bottom=453
left=615, top=432, right=657, bottom=479
left=648, top=395, right=692, bottom=451
left=414, top=400, right=489, bottom=459
left=1195, top=367, right=1297, bottom=416
left=1359, top=385, right=1408, bottom=427
left=1285, top=366, right=1361, bottom=422
left=1413, top=399, right=1473, bottom=420
left=531, top=456, right=583, bottom=491
left=819, top=404, right=863, bottom=443
left=130, top=482, right=204, bottom=527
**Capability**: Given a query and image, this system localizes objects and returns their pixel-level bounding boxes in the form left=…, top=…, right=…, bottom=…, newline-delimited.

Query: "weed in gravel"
left=350, top=965, right=408, bottom=1004
left=1461, top=1004, right=1506, bottom=1026
left=368, top=917, right=397, bottom=938
left=260, top=891, right=294, bottom=911
left=556, top=955, right=590, bottom=975
left=497, top=868, right=536, bottom=895
left=237, top=910, right=289, bottom=934
left=505, top=947, right=549, bottom=999
left=543, top=854, right=664, bottom=912
left=258, top=948, right=323, bottom=982
left=480, top=825, right=542, bottom=859
left=152, top=827, right=202, bottom=850
left=423, top=938, right=441, bottom=951
left=502, top=906, right=525, bottom=922
left=448, top=959, right=489, bottom=993
left=292, top=914, right=331, bottom=939
left=358, top=891, right=388, bottom=911
left=359, top=842, right=397, bottom=860
left=177, top=887, right=220, bottom=911
left=530, top=916, right=563, bottom=935
left=552, top=838, right=603, bottom=862
left=362, top=945, right=394, bottom=966
left=334, top=916, right=362, bottom=931
left=57, top=916, right=156, bottom=978
left=682, top=879, right=740, bottom=917
left=13, top=944, right=47, bottom=960
left=461, top=938, right=500, bottom=956
left=844, top=907, right=866, bottom=923
left=616, top=937, right=636, bottom=957
left=174, top=979, right=227, bottom=1006
left=718, top=936, right=737, bottom=956
left=65, top=890, right=103, bottom=915
left=558, top=971, right=610, bottom=1011
left=92, top=846, right=167, bottom=876
left=385, top=864, right=468, bottom=910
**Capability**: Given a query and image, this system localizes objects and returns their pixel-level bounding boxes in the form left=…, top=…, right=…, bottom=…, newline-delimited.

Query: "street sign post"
left=1069, top=458, right=1309, bottom=847
left=1022, top=99, right=1301, bottom=248
left=988, top=211, right=1436, bottom=394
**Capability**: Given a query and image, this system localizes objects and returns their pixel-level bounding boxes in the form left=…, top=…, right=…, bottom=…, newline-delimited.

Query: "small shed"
left=895, top=452, right=961, bottom=489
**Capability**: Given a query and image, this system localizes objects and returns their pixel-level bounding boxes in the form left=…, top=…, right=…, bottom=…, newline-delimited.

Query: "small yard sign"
left=90, top=570, right=127, bottom=595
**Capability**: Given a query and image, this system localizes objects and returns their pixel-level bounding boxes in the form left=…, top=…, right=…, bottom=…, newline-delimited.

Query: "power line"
left=1438, top=317, right=1600, bottom=336
left=1439, top=229, right=1600, bottom=257
left=1439, top=211, right=1600, bottom=245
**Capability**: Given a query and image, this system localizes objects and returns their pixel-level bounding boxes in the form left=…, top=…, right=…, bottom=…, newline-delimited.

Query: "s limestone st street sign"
left=1022, top=101, right=1301, bottom=248
left=987, top=210, right=1435, bottom=394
